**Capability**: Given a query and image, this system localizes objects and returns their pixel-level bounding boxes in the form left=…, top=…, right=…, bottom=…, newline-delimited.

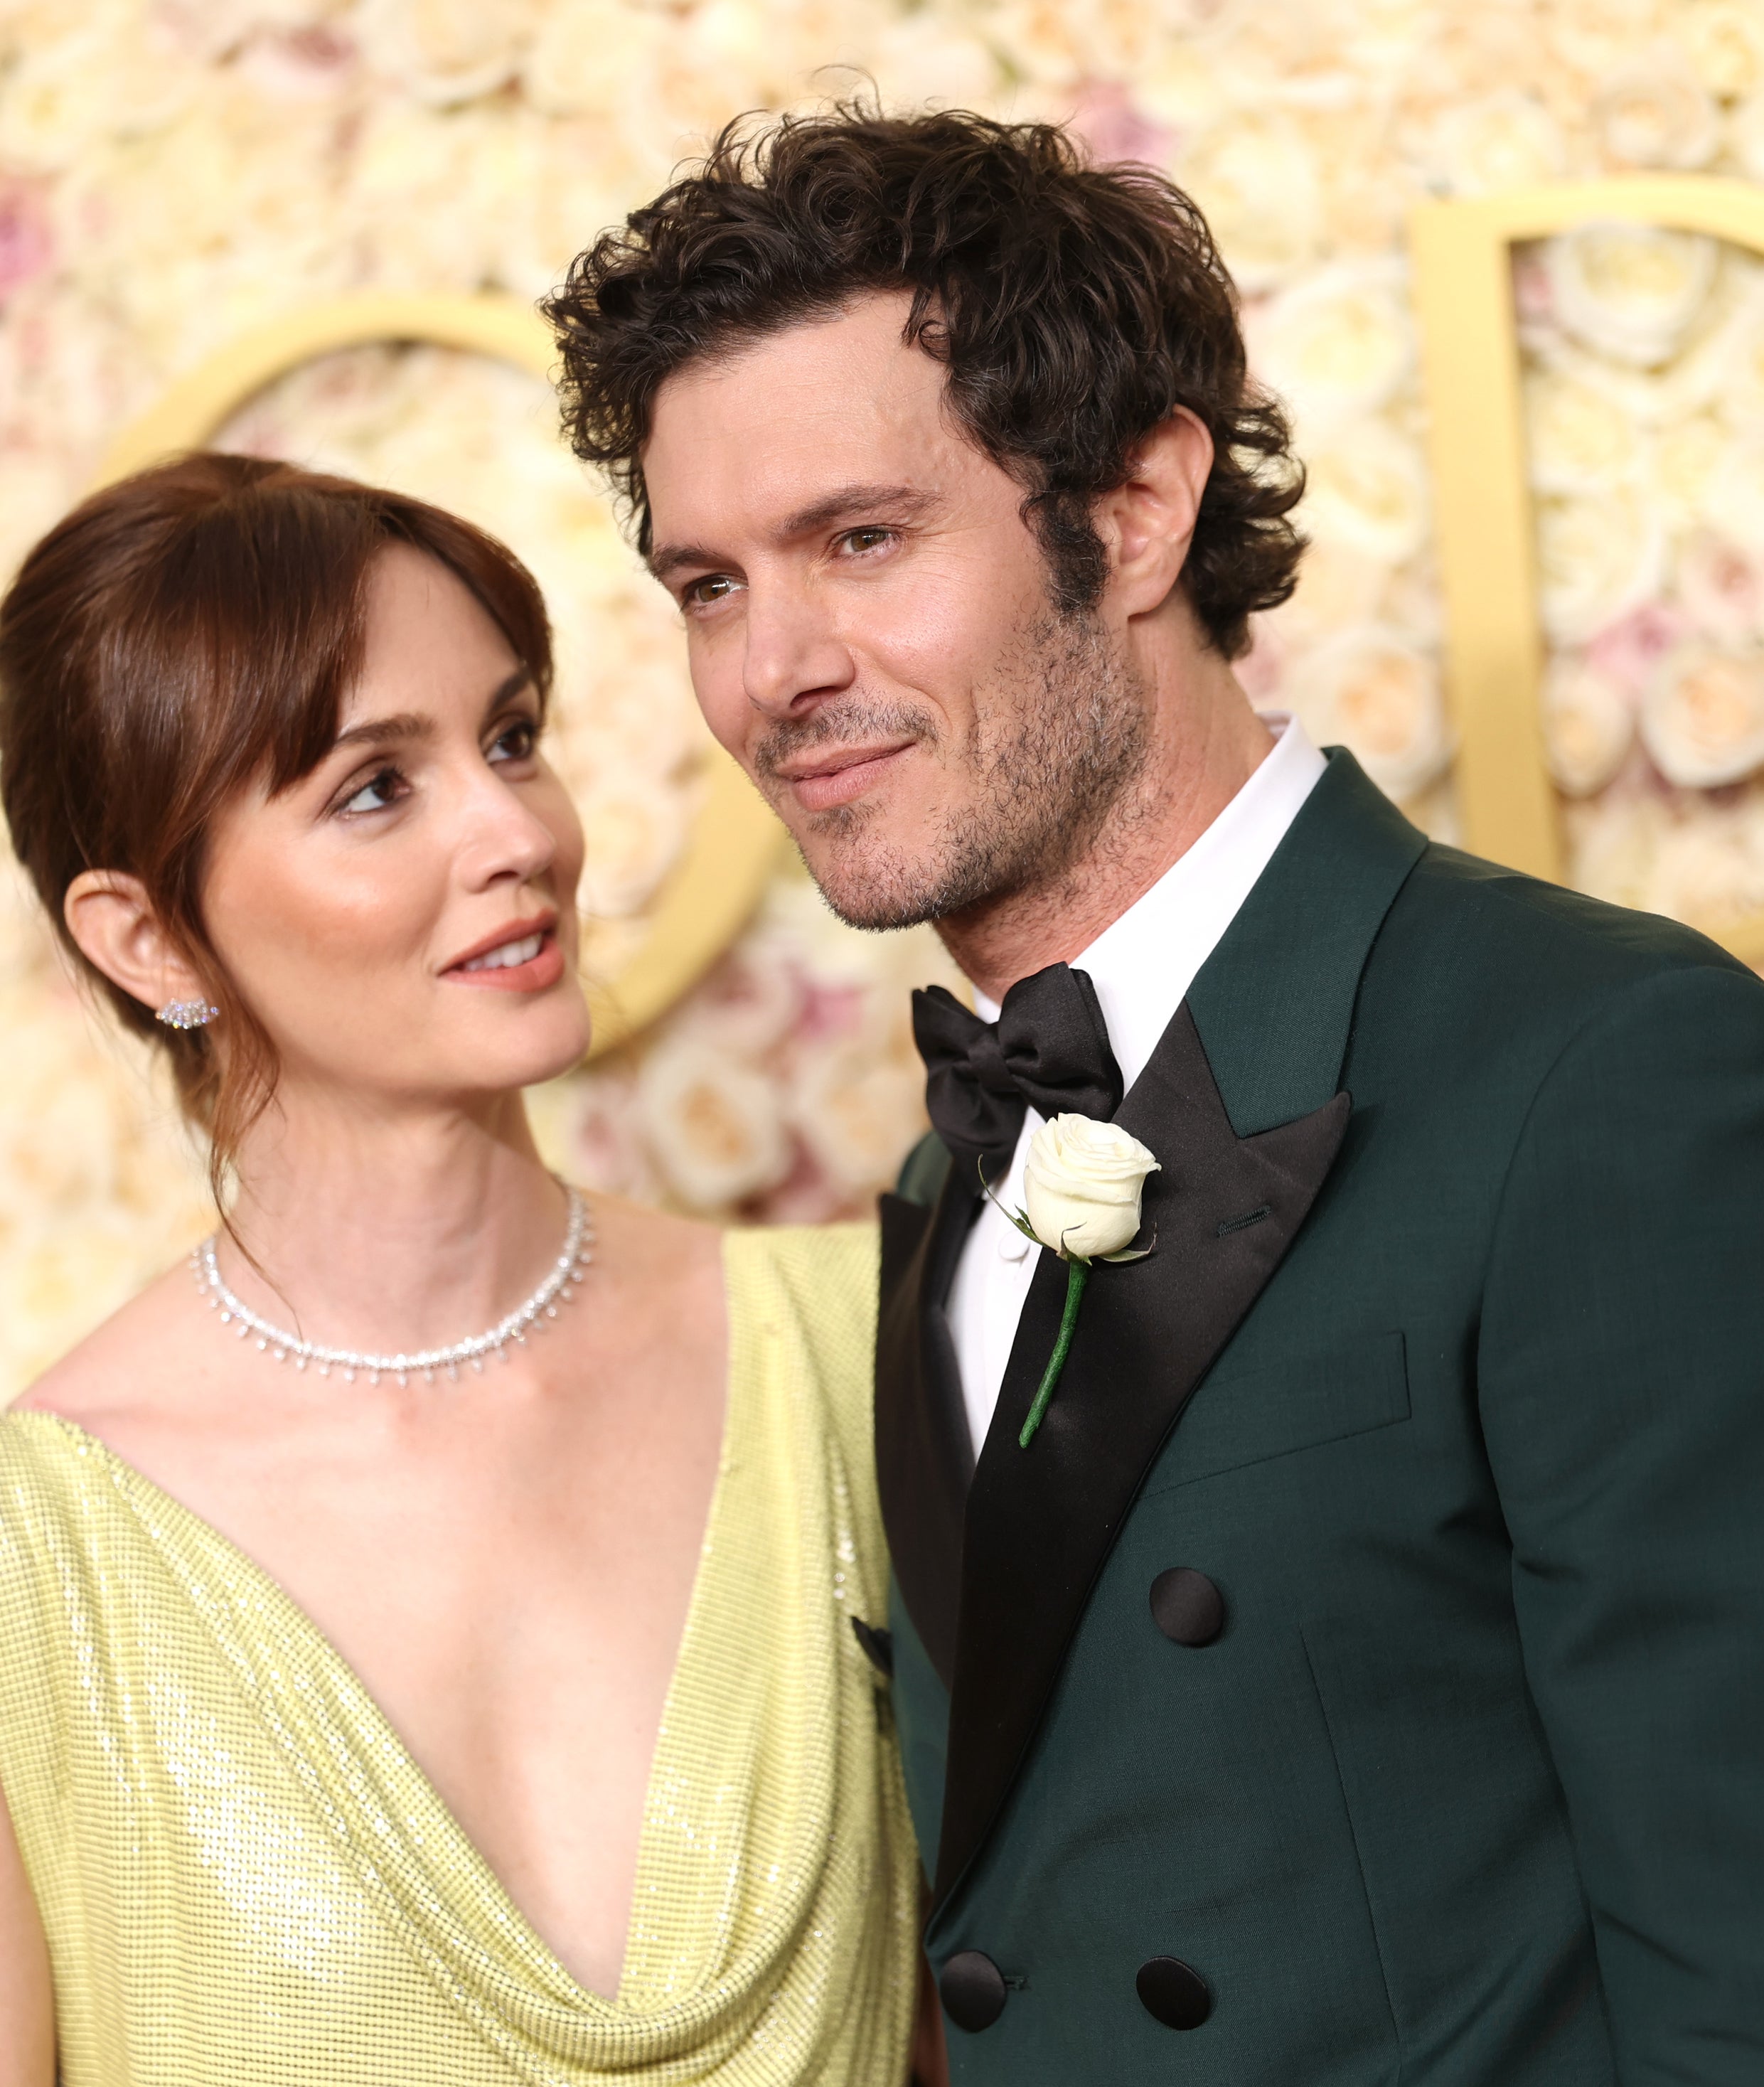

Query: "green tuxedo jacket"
left=874, top=750, right=1764, bottom=2086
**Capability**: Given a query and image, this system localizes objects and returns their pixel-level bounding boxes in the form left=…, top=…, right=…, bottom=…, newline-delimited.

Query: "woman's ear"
left=63, top=872, right=210, bottom=1019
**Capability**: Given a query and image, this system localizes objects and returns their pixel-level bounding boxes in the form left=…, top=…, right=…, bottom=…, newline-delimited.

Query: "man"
left=547, top=110, right=1764, bottom=2083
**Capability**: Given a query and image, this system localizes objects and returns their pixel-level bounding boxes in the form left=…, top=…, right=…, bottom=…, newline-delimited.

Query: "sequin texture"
left=0, top=1224, right=916, bottom=2085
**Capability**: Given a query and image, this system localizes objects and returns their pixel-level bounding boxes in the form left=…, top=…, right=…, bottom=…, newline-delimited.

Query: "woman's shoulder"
left=722, top=1222, right=880, bottom=1452
left=11, top=1258, right=197, bottom=1435
left=723, top=1220, right=880, bottom=1352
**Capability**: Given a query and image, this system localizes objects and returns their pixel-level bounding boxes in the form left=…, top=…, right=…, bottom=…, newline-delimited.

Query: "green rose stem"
left=1020, top=1257, right=1090, bottom=1448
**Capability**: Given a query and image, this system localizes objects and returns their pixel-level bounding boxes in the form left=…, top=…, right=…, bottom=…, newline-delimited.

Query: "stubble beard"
left=756, top=605, right=1152, bottom=934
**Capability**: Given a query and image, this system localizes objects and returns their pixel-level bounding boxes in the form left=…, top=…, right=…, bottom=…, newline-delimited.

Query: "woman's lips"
left=444, top=928, right=566, bottom=993
left=786, top=743, right=912, bottom=813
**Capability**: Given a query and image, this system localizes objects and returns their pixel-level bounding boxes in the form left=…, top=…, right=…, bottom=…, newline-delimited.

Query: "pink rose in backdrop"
left=1069, top=82, right=1175, bottom=170
left=0, top=181, right=53, bottom=306
left=1586, top=601, right=1692, bottom=698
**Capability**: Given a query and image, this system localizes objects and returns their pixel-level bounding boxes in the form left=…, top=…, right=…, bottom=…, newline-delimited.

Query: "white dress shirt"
left=946, top=715, right=1328, bottom=1458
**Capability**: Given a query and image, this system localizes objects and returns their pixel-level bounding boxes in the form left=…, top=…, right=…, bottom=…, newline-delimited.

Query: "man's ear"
left=63, top=871, right=211, bottom=1018
left=1093, top=408, right=1214, bottom=619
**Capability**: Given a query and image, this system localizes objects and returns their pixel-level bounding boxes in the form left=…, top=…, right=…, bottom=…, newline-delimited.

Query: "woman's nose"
left=457, top=766, right=558, bottom=890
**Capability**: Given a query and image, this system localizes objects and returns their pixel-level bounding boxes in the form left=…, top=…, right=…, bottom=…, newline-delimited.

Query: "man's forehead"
left=642, top=297, right=968, bottom=545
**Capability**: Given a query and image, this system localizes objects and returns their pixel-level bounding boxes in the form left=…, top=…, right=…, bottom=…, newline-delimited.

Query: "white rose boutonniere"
left=990, top=1114, right=1160, bottom=1448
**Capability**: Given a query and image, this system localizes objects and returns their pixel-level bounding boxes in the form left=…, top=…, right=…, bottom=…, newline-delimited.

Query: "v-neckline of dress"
left=9, top=1245, right=737, bottom=2022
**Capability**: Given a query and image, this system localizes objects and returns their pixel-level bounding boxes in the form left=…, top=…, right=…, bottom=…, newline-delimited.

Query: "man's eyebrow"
left=646, top=483, right=939, bottom=582
left=778, top=481, right=937, bottom=538
left=328, top=671, right=530, bottom=753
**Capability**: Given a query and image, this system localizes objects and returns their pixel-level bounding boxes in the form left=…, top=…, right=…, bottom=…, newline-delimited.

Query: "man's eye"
left=684, top=574, right=738, bottom=608
left=840, top=527, right=894, bottom=555
left=338, top=766, right=405, bottom=816
left=488, top=720, right=537, bottom=763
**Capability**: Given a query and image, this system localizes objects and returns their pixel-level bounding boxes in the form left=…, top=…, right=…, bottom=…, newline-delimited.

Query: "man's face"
left=641, top=292, right=1148, bottom=929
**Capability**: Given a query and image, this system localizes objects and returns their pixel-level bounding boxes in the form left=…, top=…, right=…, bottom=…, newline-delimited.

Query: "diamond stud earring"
left=156, top=998, right=218, bottom=1030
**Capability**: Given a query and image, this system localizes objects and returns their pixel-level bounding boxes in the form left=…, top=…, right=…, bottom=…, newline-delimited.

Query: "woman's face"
left=201, top=544, right=590, bottom=1115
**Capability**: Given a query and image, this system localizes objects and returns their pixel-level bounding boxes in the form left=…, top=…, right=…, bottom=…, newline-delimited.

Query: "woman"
left=0, top=454, right=919, bottom=2084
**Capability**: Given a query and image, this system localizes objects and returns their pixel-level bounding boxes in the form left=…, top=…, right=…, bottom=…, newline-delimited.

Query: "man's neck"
left=938, top=666, right=1275, bottom=1004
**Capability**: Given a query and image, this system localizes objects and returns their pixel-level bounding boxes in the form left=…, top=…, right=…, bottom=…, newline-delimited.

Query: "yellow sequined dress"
left=0, top=1224, right=916, bottom=2086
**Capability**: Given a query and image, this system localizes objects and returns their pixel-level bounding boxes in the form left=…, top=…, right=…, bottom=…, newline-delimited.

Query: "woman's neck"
left=218, top=1086, right=572, bottom=1357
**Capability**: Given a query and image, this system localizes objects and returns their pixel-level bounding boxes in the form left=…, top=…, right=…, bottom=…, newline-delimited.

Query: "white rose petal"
left=1180, top=113, right=1320, bottom=293
left=1640, top=644, right=1764, bottom=788
left=1731, top=89, right=1764, bottom=181
left=1023, top=1114, right=1160, bottom=1263
left=1298, top=417, right=1431, bottom=565
left=1544, top=224, right=1718, bottom=368
left=1677, top=531, right=1764, bottom=644
left=638, top=1040, right=791, bottom=1210
left=1535, top=485, right=1666, bottom=644
left=521, top=0, right=666, bottom=121
left=1684, top=0, right=1764, bottom=100
left=870, top=16, right=1000, bottom=109
left=1268, top=540, right=1390, bottom=647
left=576, top=786, right=689, bottom=921
left=1593, top=46, right=1718, bottom=169
left=1654, top=412, right=1730, bottom=528
left=356, top=0, right=538, bottom=104
left=1524, top=366, right=1644, bottom=494
left=1288, top=625, right=1452, bottom=801
left=1541, top=657, right=1637, bottom=796
left=1702, top=431, right=1764, bottom=555
left=1704, top=273, right=1764, bottom=434
left=1251, top=260, right=1415, bottom=437
left=1643, top=801, right=1764, bottom=927
left=1565, top=789, right=1668, bottom=911
left=793, top=1050, right=927, bottom=1197
left=1426, top=89, right=1568, bottom=198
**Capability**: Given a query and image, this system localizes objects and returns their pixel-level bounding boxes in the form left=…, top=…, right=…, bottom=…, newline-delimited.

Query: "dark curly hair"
left=545, top=105, right=1304, bottom=658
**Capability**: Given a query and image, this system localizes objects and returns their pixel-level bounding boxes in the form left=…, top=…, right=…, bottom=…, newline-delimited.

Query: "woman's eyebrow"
left=329, top=673, right=531, bottom=753
left=331, top=710, right=434, bottom=752
left=479, top=668, right=533, bottom=721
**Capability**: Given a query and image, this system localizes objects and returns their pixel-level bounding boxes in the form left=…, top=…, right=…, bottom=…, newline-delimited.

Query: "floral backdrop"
left=3, top=0, right=1763, bottom=1394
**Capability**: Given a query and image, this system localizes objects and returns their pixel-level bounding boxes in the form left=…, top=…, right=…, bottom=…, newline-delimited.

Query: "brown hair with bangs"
left=0, top=451, right=553, bottom=1204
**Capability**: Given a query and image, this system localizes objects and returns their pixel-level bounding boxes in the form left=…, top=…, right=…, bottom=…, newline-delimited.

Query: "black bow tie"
left=912, top=962, right=1124, bottom=1180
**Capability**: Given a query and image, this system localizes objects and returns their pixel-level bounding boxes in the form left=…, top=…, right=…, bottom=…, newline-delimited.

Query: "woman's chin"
left=448, top=990, right=594, bottom=1096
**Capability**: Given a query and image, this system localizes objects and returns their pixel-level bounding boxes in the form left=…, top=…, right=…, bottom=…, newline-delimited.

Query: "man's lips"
left=774, top=742, right=914, bottom=814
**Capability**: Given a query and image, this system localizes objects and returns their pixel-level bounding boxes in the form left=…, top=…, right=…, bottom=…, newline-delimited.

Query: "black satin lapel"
left=932, top=1006, right=1352, bottom=1904
left=876, top=1173, right=979, bottom=1688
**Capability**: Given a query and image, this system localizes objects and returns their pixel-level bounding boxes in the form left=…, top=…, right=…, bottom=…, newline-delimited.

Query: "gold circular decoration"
left=93, top=292, right=789, bottom=1060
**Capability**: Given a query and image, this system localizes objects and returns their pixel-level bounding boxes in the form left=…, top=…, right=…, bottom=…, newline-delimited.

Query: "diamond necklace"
left=190, top=1183, right=592, bottom=1386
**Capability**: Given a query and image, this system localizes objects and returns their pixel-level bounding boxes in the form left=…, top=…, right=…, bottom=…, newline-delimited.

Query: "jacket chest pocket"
left=1143, top=1329, right=1411, bottom=1494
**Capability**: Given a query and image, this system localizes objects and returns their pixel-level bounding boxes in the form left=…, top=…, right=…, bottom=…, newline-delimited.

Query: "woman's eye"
left=338, top=766, right=405, bottom=816
left=488, top=719, right=537, bottom=763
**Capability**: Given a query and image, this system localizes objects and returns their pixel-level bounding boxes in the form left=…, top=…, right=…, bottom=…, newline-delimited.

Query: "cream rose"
left=1298, top=419, right=1431, bottom=565
left=1640, top=644, right=1764, bottom=789
left=1251, top=260, right=1415, bottom=436
left=1426, top=90, right=1568, bottom=198
left=1593, top=49, right=1718, bottom=170
left=1536, top=486, right=1665, bottom=644
left=1179, top=114, right=1320, bottom=292
left=1541, top=656, right=1636, bottom=796
left=1288, top=625, right=1452, bottom=801
left=1023, top=1114, right=1160, bottom=1264
left=1544, top=225, right=1717, bottom=368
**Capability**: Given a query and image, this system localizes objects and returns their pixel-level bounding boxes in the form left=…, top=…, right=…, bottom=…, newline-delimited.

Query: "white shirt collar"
left=974, top=713, right=1327, bottom=1095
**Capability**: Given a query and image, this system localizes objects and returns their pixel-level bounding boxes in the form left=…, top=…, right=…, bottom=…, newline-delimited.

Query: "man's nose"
left=741, top=582, right=856, bottom=717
